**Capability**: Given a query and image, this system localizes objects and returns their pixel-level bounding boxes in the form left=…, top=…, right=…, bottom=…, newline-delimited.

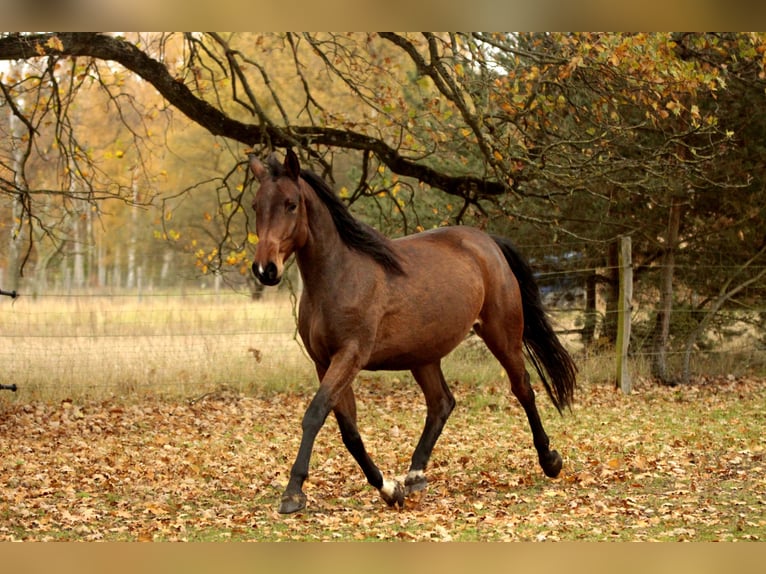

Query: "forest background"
left=0, top=32, right=765, bottom=387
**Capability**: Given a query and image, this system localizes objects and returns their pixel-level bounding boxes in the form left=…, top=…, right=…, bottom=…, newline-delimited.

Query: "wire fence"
left=0, top=289, right=315, bottom=401
left=1, top=257, right=764, bottom=401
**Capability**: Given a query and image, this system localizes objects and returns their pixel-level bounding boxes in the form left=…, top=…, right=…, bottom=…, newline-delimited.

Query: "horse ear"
left=248, top=154, right=267, bottom=181
left=284, top=148, right=300, bottom=181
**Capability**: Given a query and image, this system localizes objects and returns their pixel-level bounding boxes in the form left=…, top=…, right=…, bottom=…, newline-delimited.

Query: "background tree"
left=1, top=32, right=764, bottom=382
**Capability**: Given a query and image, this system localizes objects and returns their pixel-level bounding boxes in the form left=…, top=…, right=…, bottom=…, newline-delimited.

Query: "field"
left=0, top=291, right=315, bottom=401
left=0, top=293, right=764, bottom=541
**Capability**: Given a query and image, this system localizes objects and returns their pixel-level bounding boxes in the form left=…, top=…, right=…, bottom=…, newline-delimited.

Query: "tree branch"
left=0, top=32, right=510, bottom=202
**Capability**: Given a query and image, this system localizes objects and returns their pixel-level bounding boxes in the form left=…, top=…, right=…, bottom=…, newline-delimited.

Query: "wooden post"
left=615, top=236, right=633, bottom=394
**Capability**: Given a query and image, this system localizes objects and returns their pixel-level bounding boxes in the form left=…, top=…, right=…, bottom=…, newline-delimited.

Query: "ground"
left=0, top=375, right=764, bottom=541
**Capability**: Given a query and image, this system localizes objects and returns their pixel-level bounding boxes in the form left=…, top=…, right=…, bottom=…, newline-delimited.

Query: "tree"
left=1, top=32, right=765, bottom=383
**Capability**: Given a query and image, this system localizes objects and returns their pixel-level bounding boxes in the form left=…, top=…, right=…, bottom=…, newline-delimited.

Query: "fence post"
left=615, top=235, right=633, bottom=394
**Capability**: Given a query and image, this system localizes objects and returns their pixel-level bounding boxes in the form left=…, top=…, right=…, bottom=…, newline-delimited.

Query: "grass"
left=1, top=292, right=765, bottom=542
left=1, top=290, right=762, bottom=402
left=1, top=372, right=764, bottom=542
left=0, top=290, right=315, bottom=402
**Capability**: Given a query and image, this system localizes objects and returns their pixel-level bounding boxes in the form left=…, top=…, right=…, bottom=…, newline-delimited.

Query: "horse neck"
left=295, top=183, right=353, bottom=289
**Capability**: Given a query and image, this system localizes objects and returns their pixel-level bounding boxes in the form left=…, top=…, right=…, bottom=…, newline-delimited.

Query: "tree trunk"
left=651, top=198, right=682, bottom=384
left=602, top=241, right=620, bottom=345
left=112, top=246, right=122, bottom=289
left=126, top=173, right=139, bottom=290
left=97, top=240, right=107, bottom=288
left=6, top=60, right=25, bottom=292
left=72, top=212, right=85, bottom=289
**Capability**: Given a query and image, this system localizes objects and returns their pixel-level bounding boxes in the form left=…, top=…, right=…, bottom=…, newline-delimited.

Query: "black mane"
left=266, top=156, right=405, bottom=275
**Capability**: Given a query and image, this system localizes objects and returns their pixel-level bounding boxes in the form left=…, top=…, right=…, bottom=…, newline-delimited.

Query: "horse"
left=249, top=149, right=577, bottom=514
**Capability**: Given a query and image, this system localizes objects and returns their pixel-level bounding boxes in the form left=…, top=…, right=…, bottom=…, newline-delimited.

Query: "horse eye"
left=285, top=201, right=298, bottom=213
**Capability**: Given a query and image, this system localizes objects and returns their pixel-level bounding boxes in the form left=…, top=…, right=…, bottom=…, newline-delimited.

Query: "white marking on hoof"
left=379, top=478, right=405, bottom=508
left=381, top=479, right=398, bottom=499
left=406, top=469, right=426, bottom=483
left=405, top=469, right=428, bottom=494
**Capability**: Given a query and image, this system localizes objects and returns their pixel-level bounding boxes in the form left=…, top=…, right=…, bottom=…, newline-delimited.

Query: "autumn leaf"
left=0, top=377, right=764, bottom=541
left=45, top=36, right=65, bottom=51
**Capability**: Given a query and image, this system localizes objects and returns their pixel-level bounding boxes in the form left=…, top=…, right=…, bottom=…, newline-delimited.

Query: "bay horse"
left=249, top=149, right=577, bottom=514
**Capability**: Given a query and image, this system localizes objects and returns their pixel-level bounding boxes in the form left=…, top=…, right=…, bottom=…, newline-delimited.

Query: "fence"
left=0, top=288, right=315, bottom=401
left=535, top=238, right=766, bottom=388
left=1, top=251, right=764, bottom=401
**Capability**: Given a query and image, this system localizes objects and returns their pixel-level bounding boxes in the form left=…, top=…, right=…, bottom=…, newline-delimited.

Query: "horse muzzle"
left=252, top=261, right=281, bottom=286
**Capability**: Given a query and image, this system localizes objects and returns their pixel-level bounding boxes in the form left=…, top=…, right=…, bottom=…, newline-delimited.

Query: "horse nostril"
left=253, top=261, right=280, bottom=286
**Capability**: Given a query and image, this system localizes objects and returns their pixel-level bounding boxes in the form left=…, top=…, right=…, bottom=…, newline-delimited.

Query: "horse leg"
left=513, top=367, right=563, bottom=477
left=475, top=324, right=563, bottom=478
left=278, top=352, right=363, bottom=514
left=332, top=385, right=405, bottom=508
left=405, top=362, right=456, bottom=494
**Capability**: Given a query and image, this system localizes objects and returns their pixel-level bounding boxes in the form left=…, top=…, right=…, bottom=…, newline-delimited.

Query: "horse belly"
left=365, top=332, right=468, bottom=371
left=365, top=279, right=482, bottom=371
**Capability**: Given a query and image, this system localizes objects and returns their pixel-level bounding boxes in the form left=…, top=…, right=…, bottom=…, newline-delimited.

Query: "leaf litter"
left=0, top=375, right=764, bottom=541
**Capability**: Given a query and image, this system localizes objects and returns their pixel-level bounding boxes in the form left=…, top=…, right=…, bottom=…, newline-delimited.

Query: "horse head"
left=249, top=149, right=309, bottom=286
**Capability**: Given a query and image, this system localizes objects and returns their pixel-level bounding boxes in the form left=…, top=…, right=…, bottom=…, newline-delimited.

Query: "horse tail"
left=491, top=236, right=578, bottom=413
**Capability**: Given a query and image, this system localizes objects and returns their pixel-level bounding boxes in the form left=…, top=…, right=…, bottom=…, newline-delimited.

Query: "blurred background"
left=1, top=32, right=764, bottom=399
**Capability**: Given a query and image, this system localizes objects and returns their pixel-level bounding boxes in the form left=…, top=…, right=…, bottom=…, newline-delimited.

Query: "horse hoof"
left=279, top=492, right=307, bottom=514
left=404, top=470, right=428, bottom=495
left=379, top=479, right=405, bottom=508
left=540, top=450, right=563, bottom=478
